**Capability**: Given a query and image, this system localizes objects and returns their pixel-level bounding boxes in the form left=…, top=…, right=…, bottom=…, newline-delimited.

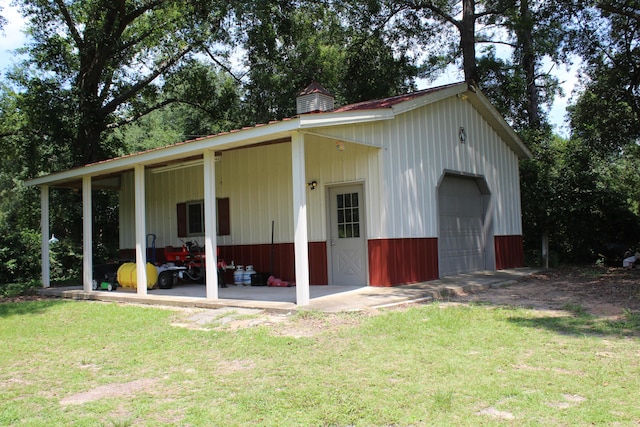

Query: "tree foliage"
left=114, top=59, right=243, bottom=153
left=568, top=1, right=640, bottom=153
left=15, top=0, right=233, bottom=167
left=235, top=0, right=417, bottom=124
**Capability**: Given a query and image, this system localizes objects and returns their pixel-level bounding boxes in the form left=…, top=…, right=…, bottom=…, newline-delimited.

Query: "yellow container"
left=116, top=262, right=158, bottom=289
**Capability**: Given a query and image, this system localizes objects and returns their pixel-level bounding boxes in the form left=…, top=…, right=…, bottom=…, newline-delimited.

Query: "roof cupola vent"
left=296, top=82, right=335, bottom=114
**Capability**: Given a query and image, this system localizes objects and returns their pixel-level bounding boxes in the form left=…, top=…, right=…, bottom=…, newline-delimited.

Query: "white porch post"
left=203, top=150, right=219, bottom=300
left=40, top=185, right=50, bottom=288
left=134, top=164, right=148, bottom=295
left=291, top=131, right=310, bottom=306
left=82, top=176, right=93, bottom=292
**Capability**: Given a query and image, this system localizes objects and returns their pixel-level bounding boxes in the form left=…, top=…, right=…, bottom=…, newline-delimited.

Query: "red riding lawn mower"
left=158, top=236, right=230, bottom=289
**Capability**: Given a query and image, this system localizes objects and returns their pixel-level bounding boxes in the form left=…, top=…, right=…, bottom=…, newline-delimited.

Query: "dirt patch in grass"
left=167, top=305, right=373, bottom=337
left=443, top=267, right=640, bottom=319
left=60, top=378, right=159, bottom=405
left=274, top=310, right=373, bottom=337
left=147, top=267, right=640, bottom=335
left=476, top=407, right=515, bottom=420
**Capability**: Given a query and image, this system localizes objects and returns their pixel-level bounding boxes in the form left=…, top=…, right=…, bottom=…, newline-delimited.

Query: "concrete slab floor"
left=38, top=268, right=542, bottom=313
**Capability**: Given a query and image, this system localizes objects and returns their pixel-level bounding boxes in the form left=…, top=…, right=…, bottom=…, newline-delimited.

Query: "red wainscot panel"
left=218, top=242, right=328, bottom=285
left=494, top=235, right=524, bottom=270
left=368, top=238, right=439, bottom=287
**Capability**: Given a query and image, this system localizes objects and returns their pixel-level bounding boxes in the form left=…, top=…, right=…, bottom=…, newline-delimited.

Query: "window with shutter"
left=177, top=198, right=230, bottom=237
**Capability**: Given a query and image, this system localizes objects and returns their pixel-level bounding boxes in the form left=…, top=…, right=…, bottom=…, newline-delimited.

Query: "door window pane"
left=336, top=192, right=360, bottom=239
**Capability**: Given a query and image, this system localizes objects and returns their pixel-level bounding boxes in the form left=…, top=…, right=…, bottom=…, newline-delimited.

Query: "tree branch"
left=0, top=131, right=18, bottom=138
left=203, top=46, right=243, bottom=83
left=106, top=95, right=222, bottom=129
left=597, top=2, right=640, bottom=25
left=414, top=1, right=462, bottom=31
left=53, top=0, right=84, bottom=48
left=476, top=39, right=518, bottom=48
left=102, top=45, right=194, bottom=115
left=122, top=0, right=166, bottom=30
left=106, top=98, right=179, bottom=129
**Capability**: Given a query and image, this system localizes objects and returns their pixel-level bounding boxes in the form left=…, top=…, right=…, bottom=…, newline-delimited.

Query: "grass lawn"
left=1, top=299, right=639, bottom=426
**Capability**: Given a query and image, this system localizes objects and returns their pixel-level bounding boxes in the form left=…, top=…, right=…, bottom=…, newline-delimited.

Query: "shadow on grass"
left=0, top=299, right=67, bottom=318
left=508, top=313, right=640, bottom=338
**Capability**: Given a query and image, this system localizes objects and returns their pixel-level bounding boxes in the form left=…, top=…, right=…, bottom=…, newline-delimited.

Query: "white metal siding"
left=119, top=138, right=379, bottom=249
left=120, top=165, right=206, bottom=250
left=304, top=134, right=380, bottom=242
left=119, top=96, right=523, bottom=250
left=309, top=97, right=523, bottom=239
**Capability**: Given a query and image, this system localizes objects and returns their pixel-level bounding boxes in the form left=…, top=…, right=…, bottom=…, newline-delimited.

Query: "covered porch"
left=30, top=124, right=332, bottom=306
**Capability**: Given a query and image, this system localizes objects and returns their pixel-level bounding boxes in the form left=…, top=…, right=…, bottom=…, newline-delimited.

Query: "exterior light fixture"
left=307, top=180, right=318, bottom=190
left=459, top=127, right=466, bottom=144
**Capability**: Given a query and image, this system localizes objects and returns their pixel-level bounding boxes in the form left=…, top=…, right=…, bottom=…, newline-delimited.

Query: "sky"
left=0, top=2, right=25, bottom=66
left=0, top=1, right=578, bottom=136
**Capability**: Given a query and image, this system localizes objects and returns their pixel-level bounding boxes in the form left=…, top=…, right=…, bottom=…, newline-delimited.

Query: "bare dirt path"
left=443, top=266, right=640, bottom=319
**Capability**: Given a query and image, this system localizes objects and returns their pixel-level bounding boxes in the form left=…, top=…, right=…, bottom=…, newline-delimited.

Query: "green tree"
left=568, top=0, right=640, bottom=154
left=0, top=84, right=82, bottom=286
left=474, top=1, right=569, bottom=265
left=113, top=59, right=243, bottom=154
left=564, top=0, right=640, bottom=257
left=235, top=0, right=417, bottom=123
left=237, top=1, right=342, bottom=122
left=15, top=0, right=233, bottom=167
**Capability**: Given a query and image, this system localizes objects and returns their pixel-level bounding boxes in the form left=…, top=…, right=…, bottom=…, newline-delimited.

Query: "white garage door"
left=438, top=176, right=486, bottom=276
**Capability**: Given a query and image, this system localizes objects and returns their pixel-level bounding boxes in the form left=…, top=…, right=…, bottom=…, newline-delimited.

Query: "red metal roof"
left=331, top=82, right=461, bottom=113
left=297, top=81, right=334, bottom=97
left=84, top=82, right=462, bottom=168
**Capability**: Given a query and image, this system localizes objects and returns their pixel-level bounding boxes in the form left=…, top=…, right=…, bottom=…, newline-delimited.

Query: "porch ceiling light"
left=151, top=159, right=204, bottom=174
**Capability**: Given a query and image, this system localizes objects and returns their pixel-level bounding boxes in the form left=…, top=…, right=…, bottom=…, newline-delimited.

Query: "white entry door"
left=329, top=185, right=367, bottom=285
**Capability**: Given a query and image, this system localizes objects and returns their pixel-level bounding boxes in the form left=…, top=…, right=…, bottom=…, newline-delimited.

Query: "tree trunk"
left=542, top=230, right=549, bottom=269
left=461, top=0, right=477, bottom=83
left=75, top=31, right=112, bottom=166
left=76, top=94, right=106, bottom=166
left=519, top=0, right=540, bottom=128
